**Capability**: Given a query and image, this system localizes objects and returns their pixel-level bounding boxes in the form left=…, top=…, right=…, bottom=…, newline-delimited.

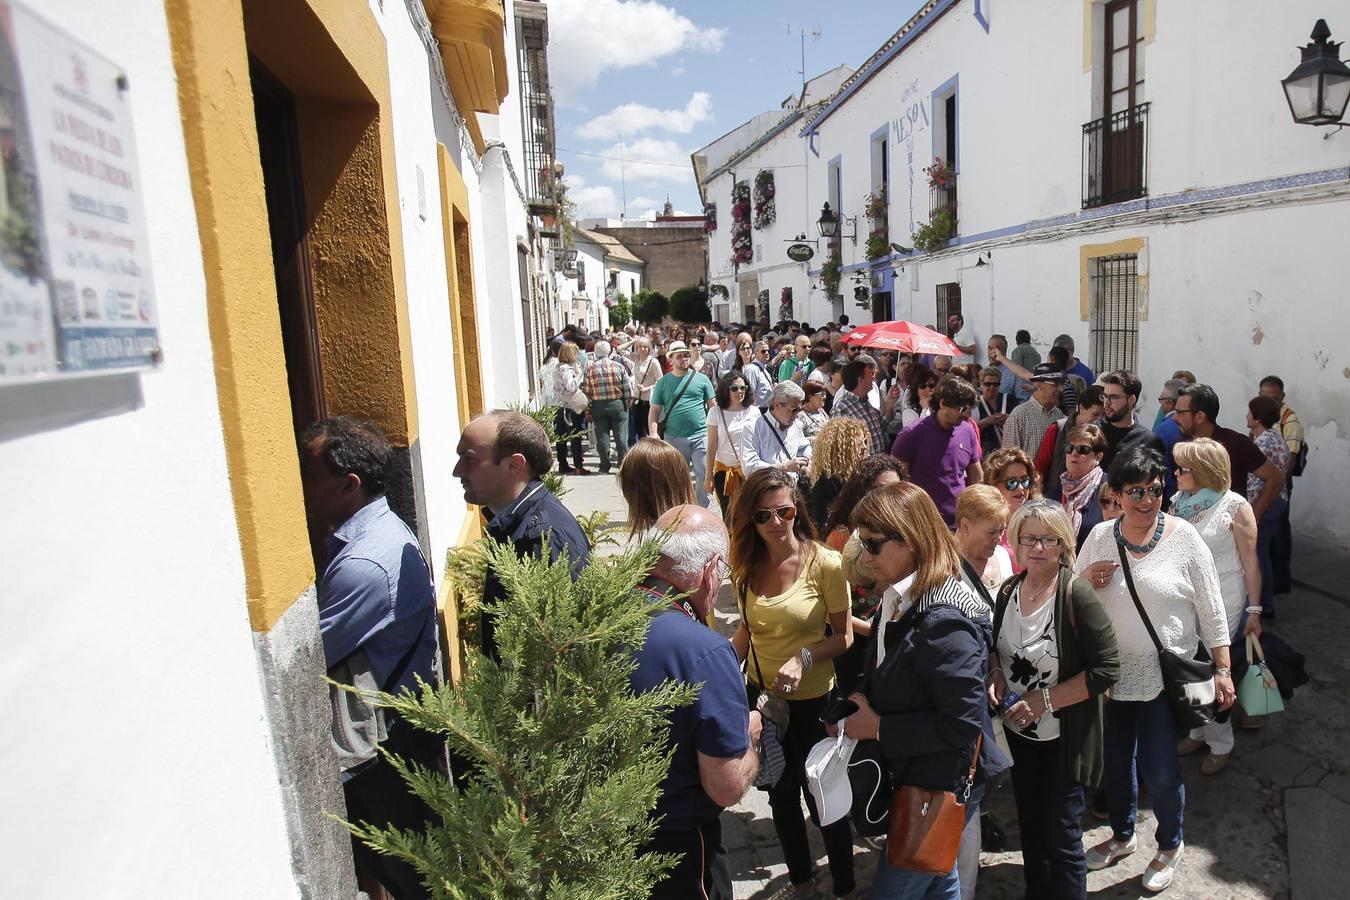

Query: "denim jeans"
left=1007, top=730, right=1087, bottom=899
left=1104, top=694, right=1184, bottom=851
left=590, top=399, right=628, bottom=472
left=870, top=787, right=982, bottom=900
left=665, top=431, right=709, bottom=507
left=553, top=407, right=585, bottom=470
left=1256, top=497, right=1288, bottom=615
left=1271, top=480, right=1294, bottom=592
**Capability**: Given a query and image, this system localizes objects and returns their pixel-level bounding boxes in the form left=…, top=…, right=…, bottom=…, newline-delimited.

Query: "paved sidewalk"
left=556, top=441, right=1345, bottom=899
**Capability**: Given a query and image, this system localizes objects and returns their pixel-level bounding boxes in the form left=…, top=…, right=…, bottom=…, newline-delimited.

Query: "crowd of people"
left=531, top=313, right=1307, bottom=899
left=301, top=311, right=1308, bottom=900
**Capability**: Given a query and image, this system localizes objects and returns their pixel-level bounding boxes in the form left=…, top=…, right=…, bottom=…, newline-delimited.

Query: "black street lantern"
left=1282, top=19, right=1350, bottom=126
left=816, top=202, right=839, bottom=238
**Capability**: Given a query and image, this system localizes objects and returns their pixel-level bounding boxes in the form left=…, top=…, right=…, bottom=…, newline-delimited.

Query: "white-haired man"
left=632, top=505, right=761, bottom=900
left=582, top=339, right=632, bottom=474
left=743, top=381, right=812, bottom=480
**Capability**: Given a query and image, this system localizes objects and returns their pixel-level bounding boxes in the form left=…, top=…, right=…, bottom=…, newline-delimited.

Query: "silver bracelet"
left=1245, top=606, right=1263, bottom=615
left=1216, top=666, right=1232, bottom=677
left=1041, top=686, right=1055, bottom=716
left=799, top=647, right=815, bottom=673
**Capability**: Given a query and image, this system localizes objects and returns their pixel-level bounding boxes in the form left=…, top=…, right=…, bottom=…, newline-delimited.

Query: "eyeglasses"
left=752, top=505, right=798, bottom=525
left=1017, top=534, right=1064, bottom=548
left=1002, top=476, right=1034, bottom=491
left=1066, top=444, right=1098, bottom=456
left=1102, top=393, right=1128, bottom=405
left=1124, top=484, right=1166, bottom=502
left=1174, top=407, right=1195, bottom=417
left=943, top=402, right=973, bottom=414
left=730, top=385, right=748, bottom=392
left=858, top=533, right=901, bottom=555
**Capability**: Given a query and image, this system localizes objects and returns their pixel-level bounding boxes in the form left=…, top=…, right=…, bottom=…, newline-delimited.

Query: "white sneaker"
left=1085, top=834, right=1138, bottom=871
left=1142, top=842, right=1184, bottom=892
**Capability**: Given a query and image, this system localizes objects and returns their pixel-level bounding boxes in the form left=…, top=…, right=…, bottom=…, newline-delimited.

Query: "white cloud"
left=597, top=137, right=692, bottom=185
left=565, top=174, right=621, bottom=219
left=577, top=92, right=713, bottom=141
left=549, top=0, right=725, bottom=101
left=630, top=195, right=660, bottom=210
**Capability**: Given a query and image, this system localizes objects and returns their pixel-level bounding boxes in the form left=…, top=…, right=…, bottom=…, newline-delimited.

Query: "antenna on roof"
left=785, top=23, right=822, bottom=100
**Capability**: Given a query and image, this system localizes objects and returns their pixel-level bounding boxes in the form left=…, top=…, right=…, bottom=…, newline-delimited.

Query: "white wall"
left=0, top=2, right=300, bottom=896
left=791, top=0, right=1350, bottom=544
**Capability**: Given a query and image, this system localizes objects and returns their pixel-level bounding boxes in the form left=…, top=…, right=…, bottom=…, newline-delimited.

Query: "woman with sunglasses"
left=1074, top=447, right=1232, bottom=893
left=729, top=469, right=855, bottom=898
left=837, top=481, right=1009, bottom=900
left=1060, top=424, right=1108, bottom=552
left=989, top=501, right=1120, bottom=900
left=730, top=336, right=774, bottom=411
left=985, top=447, right=1040, bottom=572
left=1172, top=438, right=1262, bottom=769
left=704, top=372, right=761, bottom=521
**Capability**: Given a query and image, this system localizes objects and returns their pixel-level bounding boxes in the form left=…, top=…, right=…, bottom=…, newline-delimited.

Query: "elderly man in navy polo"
left=300, top=416, right=440, bottom=900
left=453, top=411, right=590, bottom=661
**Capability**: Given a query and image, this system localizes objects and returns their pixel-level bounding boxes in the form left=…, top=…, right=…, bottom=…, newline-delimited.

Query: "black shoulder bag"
left=1114, top=534, right=1219, bottom=729
left=656, top=370, right=695, bottom=439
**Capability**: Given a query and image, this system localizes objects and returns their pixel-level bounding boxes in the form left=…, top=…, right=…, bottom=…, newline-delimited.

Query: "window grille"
left=1089, top=254, right=1139, bottom=373
left=935, top=282, right=962, bottom=330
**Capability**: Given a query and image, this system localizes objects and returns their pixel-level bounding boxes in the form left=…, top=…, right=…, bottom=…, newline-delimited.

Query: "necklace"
left=1019, top=572, right=1057, bottom=613
left=1116, top=512, right=1165, bottom=555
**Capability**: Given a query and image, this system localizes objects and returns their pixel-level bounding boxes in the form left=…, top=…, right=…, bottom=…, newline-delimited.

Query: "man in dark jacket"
left=453, top=411, right=589, bottom=661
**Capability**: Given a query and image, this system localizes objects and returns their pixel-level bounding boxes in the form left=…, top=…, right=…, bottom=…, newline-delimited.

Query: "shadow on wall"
left=0, top=373, right=143, bottom=443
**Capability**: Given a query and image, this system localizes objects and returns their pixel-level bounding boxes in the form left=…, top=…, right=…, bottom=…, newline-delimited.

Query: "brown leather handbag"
left=886, top=735, right=982, bottom=876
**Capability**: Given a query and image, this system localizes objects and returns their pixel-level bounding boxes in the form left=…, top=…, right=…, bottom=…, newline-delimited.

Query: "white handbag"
left=806, top=731, right=859, bottom=827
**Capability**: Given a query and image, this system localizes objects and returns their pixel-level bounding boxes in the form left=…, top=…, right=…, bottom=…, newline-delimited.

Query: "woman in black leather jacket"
left=840, top=481, right=1010, bottom=899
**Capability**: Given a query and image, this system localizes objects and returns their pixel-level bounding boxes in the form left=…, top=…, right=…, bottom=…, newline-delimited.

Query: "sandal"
left=1142, top=842, right=1184, bottom=892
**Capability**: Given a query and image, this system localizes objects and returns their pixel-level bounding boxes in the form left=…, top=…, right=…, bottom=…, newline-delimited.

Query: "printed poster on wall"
left=0, top=0, right=158, bottom=382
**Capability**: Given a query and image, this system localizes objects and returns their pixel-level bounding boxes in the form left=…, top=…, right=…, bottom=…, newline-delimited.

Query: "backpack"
left=1280, top=409, right=1309, bottom=477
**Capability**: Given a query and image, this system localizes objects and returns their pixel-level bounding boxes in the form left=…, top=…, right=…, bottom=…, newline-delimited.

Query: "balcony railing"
left=1082, top=102, right=1149, bottom=209
left=933, top=172, right=957, bottom=222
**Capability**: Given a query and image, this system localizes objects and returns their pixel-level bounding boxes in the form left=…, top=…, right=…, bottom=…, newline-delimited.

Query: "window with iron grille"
left=1089, top=254, right=1140, bottom=373
left=935, top=282, right=962, bottom=330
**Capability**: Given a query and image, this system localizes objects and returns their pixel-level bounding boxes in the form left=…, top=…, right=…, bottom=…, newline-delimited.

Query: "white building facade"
left=695, top=0, right=1350, bottom=548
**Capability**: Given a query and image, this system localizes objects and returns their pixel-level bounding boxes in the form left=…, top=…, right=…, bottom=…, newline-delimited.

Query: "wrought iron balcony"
left=932, top=172, right=957, bottom=222
left=1082, top=102, right=1149, bottom=209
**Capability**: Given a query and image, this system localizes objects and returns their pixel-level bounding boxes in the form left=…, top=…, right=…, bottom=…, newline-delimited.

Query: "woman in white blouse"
left=1171, top=438, right=1263, bottom=771
left=628, top=337, right=661, bottom=443
left=705, top=372, right=761, bottom=521
left=1075, top=446, right=1233, bottom=894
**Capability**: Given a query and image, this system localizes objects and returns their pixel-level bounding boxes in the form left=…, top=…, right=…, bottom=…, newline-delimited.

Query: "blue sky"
left=548, top=0, right=927, bottom=221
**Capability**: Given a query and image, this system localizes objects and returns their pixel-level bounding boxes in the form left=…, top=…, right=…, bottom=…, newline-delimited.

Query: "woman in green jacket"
left=988, top=500, right=1120, bottom=900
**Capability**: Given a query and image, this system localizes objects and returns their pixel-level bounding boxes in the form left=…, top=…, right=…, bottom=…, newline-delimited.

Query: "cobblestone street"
left=561, top=441, right=1347, bottom=900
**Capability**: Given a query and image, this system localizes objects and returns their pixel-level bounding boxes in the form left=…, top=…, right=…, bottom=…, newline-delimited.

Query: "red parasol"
left=841, top=320, right=962, bottom=356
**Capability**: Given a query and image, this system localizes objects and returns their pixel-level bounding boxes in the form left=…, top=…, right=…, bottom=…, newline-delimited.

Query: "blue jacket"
left=481, top=480, right=589, bottom=660
left=860, top=578, right=1010, bottom=794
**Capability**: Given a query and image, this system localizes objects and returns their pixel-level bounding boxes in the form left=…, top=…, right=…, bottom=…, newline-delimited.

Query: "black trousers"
left=1271, top=479, right=1294, bottom=592
left=1007, top=730, right=1087, bottom=900
left=748, top=687, right=855, bottom=893
left=643, top=817, right=732, bottom=900
left=554, top=406, right=585, bottom=470
left=630, top=399, right=651, bottom=444
left=343, top=720, right=447, bottom=900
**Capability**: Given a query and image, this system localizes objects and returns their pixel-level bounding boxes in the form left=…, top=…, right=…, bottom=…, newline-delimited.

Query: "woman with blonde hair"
left=617, top=437, right=695, bottom=537
left=955, top=485, right=1014, bottom=601
left=837, top=481, right=1009, bottom=899
left=807, top=417, right=871, bottom=529
left=989, top=501, right=1119, bottom=899
left=1172, top=437, right=1263, bottom=768
left=552, top=342, right=588, bottom=475
left=729, top=468, right=855, bottom=898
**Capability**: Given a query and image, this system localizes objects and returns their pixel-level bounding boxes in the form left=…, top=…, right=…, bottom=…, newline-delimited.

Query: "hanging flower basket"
left=753, top=170, right=776, bottom=230
left=924, top=157, right=956, bottom=191
left=704, top=202, right=718, bottom=233
left=864, top=187, right=887, bottom=222
left=731, top=180, right=752, bottom=265
left=819, top=251, right=841, bottom=297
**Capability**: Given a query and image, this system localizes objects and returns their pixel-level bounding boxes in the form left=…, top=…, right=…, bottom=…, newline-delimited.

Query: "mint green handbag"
left=1237, top=634, right=1284, bottom=717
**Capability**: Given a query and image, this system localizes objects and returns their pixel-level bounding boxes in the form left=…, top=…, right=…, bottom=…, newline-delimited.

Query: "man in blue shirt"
left=1052, top=333, right=1095, bottom=385
left=300, top=416, right=440, bottom=900
left=631, top=505, right=761, bottom=900
left=453, top=411, right=589, bottom=661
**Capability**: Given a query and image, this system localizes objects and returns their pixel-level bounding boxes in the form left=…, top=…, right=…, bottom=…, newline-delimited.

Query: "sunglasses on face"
left=919, top=382, right=937, bottom=390
left=753, top=505, right=797, bottom=525
left=1066, top=444, right=1098, bottom=456
left=730, top=385, right=748, bottom=392
left=1175, top=466, right=1192, bottom=475
left=859, top=533, right=901, bottom=555
left=1017, top=534, right=1064, bottom=548
left=943, top=402, right=972, bottom=414
left=1124, top=484, right=1166, bottom=502
left=1003, top=476, right=1033, bottom=491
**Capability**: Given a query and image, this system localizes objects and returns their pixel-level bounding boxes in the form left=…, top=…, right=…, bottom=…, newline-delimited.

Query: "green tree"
left=607, top=293, right=631, bottom=328
left=349, top=539, right=695, bottom=898
left=669, top=285, right=711, bottom=324
left=631, top=289, right=668, bottom=324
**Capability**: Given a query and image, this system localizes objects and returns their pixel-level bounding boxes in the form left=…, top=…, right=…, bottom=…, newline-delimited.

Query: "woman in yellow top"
left=730, top=467, right=855, bottom=898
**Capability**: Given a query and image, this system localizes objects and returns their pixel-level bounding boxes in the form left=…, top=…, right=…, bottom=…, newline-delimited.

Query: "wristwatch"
left=1215, top=667, right=1232, bottom=677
